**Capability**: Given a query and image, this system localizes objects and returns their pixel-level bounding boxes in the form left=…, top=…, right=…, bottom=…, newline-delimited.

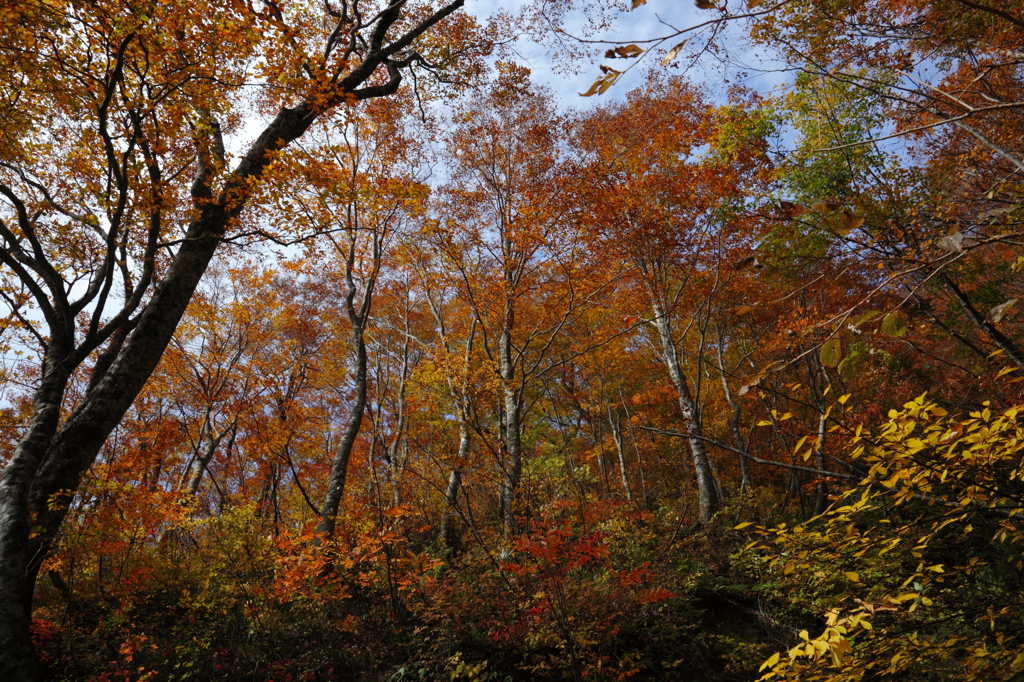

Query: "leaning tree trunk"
left=0, top=1, right=472, bottom=674
left=317, top=319, right=370, bottom=536
left=651, top=299, right=719, bottom=522
left=0, top=369, right=71, bottom=681
left=0, top=200, right=237, bottom=680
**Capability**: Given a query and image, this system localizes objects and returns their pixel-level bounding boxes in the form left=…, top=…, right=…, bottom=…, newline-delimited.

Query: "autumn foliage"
left=3, top=0, right=1024, bottom=680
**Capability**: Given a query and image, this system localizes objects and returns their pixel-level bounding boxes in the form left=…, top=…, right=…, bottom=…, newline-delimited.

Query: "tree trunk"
left=942, top=273, right=1024, bottom=371
left=651, top=300, right=719, bottom=522
left=441, top=464, right=464, bottom=550
left=0, top=2, right=471, bottom=672
left=717, top=342, right=751, bottom=493
left=317, top=321, right=369, bottom=536
left=607, top=405, right=633, bottom=502
left=183, top=418, right=234, bottom=496
left=499, top=329, right=523, bottom=538
left=0, top=369, right=70, bottom=681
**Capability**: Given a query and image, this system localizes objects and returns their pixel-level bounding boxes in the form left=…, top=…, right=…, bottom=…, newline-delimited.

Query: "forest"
left=0, top=0, right=1023, bottom=680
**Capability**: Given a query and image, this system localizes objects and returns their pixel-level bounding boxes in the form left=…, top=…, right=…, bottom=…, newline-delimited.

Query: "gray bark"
left=441, top=464, right=464, bottom=550
left=651, top=299, right=719, bottom=522
left=607, top=405, right=633, bottom=502
left=942, top=273, right=1024, bottom=371
left=499, top=328, right=523, bottom=537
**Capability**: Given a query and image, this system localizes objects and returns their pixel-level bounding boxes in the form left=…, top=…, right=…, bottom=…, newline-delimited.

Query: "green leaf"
left=838, top=349, right=864, bottom=381
left=881, top=313, right=907, bottom=337
left=820, top=338, right=842, bottom=367
left=850, top=309, right=881, bottom=329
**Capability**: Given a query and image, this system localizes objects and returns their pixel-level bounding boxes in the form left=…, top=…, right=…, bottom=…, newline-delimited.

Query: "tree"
left=556, top=0, right=1024, bottom=387
left=752, top=395, right=1024, bottom=681
left=0, top=0, right=487, bottom=677
left=430, top=70, right=619, bottom=536
left=576, top=77, right=771, bottom=521
left=273, top=95, right=429, bottom=537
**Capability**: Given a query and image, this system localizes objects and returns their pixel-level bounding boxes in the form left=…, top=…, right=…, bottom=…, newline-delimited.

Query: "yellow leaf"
left=580, top=70, right=621, bottom=97
left=837, top=210, right=865, bottom=235
left=760, top=652, right=781, bottom=671
left=580, top=78, right=604, bottom=97
left=844, top=571, right=860, bottom=582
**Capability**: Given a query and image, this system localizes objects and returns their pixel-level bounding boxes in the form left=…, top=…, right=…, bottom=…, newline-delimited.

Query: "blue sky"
left=465, top=0, right=793, bottom=107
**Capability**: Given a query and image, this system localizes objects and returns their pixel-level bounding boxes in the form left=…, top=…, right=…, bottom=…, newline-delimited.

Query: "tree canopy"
left=1, top=1, right=1024, bottom=680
